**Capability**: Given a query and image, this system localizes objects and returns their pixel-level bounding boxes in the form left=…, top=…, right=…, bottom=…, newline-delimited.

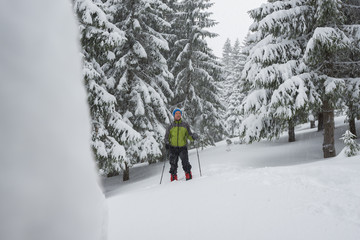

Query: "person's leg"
left=169, top=147, right=179, bottom=178
left=179, top=147, right=192, bottom=174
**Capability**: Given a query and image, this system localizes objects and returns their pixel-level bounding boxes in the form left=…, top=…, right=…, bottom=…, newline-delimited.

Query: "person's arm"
left=164, top=125, right=171, bottom=148
left=185, top=123, right=198, bottom=141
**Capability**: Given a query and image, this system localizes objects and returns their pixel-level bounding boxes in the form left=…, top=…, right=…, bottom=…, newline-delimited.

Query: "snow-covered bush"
left=340, top=130, right=360, bottom=157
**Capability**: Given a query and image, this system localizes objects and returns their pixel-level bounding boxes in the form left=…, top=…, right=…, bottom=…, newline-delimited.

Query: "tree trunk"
left=288, top=119, right=295, bottom=142
left=322, top=100, right=336, bottom=158
left=317, top=112, right=324, bottom=131
left=310, top=120, right=316, bottom=129
left=123, top=163, right=130, bottom=181
left=348, top=102, right=357, bottom=138
left=349, top=117, right=357, bottom=138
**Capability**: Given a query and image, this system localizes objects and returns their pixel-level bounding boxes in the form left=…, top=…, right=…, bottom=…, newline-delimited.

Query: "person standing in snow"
left=165, top=108, right=198, bottom=181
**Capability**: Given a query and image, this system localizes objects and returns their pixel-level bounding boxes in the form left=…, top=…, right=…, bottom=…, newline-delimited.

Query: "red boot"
left=185, top=171, right=192, bottom=181
left=171, top=174, right=178, bottom=182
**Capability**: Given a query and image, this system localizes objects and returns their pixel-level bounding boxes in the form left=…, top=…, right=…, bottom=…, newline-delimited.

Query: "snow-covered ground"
left=103, top=116, right=360, bottom=240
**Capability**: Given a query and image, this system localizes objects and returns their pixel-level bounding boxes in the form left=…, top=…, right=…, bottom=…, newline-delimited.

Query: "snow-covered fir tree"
left=343, top=78, right=360, bottom=137
left=341, top=0, right=360, bottom=137
left=231, top=39, right=246, bottom=74
left=170, top=0, right=226, bottom=146
left=74, top=0, right=141, bottom=178
left=224, top=82, right=244, bottom=137
left=240, top=0, right=315, bottom=143
left=220, top=39, right=236, bottom=136
left=159, top=0, right=178, bottom=72
left=221, top=38, right=247, bottom=137
left=240, top=0, right=360, bottom=157
left=101, top=0, right=174, bottom=179
left=222, top=38, right=233, bottom=68
left=221, top=38, right=246, bottom=103
left=303, top=0, right=348, bottom=154
left=220, top=39, right=233, bottom=105
left=303, top=0, right=360, bottom=158
left=228, top=39, right=247, bottom=137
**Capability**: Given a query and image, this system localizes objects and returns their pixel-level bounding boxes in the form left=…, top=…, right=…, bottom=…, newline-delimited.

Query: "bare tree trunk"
left=318, top=112, right=324, bottom=131
left=349, top=117, right=357, bottom=138
left=322, top=100, right=336, bottom=158
left=288, top=119, right=295, bottom=142
left=309, top=113, right=316, bottom=128
left=348, top=102, right=357, bottom=138
left=123, top=162, right=130, bottom=181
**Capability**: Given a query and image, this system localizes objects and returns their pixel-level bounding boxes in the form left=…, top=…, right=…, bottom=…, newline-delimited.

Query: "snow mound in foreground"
left=0, top=2, right=106, bottom=240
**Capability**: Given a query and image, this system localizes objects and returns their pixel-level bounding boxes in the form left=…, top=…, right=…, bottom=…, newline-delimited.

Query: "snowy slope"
left=104, top=116, right=360, bottom=240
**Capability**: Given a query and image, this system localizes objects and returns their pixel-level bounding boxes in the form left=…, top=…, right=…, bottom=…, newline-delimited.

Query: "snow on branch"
left=344, top=78, right=360, bottom=99
left=75, top=0, right=125, bottom=46
left=305, top=27, right=352, bottom=61
left=149, top=34, right=169, bottom=51
left=133, top=41, right=148, bottom=59
left=258, top=6, right=311, bottom=37
left=249, top=0, right=308, bottom=20
left=270, top=75, right=308, bottom=118
left=251, top=40, right=302, bottom=64
left=324, top=76, right=345, bottom=94
left=242, top=89, right=268, bottom=113
left=254, top=60, right=300, bottom=87
left=342, top=3, right=360, bottom=9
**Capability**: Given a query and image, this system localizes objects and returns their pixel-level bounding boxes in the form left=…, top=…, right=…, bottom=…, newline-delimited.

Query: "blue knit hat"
left=172, top=108, right=182, bottom=116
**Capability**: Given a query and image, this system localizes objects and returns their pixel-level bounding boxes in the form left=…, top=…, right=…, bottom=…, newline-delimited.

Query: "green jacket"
left=165, top=119, right=194, bottom=147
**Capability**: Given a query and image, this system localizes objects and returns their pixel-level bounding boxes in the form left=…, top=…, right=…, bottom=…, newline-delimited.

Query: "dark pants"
left=168, top=146, right=192, bottom=175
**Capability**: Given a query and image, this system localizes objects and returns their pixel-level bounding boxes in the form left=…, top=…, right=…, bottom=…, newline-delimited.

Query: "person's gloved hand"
left=192, top=133, right=199, bottom=140
left=165, top=143, right=170, bottom=150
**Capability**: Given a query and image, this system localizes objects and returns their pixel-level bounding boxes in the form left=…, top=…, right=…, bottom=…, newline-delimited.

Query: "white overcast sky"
left=207, top=0, right=268, bottom=58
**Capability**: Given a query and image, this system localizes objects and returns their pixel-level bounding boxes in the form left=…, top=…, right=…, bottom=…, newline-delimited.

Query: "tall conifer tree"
left=303, top=0, right=359, bottom=157
left=222, top=38, right=232, bottom=68
left=170, top=0, right=226, bottom=146
left=103, top=0, right=174, bottom=179
left=74, top=0, right=141, bottom=177
left=341, top=0, right=360, bottom=137
left=224, top=39, right=247, bottom=137
left=241, top=0, right=360, bottom=157
left=240, top=0, right=314, bottom=143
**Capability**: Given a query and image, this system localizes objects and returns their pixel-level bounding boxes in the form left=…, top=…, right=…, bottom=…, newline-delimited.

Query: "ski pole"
left=159, top=150, right=167, bottom=184
left=196, top=142, right=202, bottom=177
